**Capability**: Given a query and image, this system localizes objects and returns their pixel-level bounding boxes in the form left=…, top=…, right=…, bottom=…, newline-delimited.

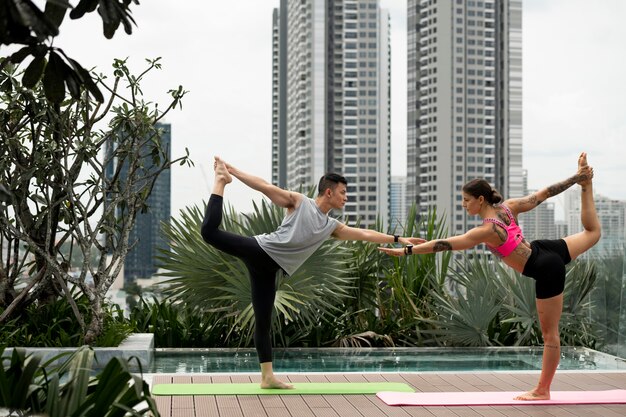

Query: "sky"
left=45, top=0, right=626, bottom=217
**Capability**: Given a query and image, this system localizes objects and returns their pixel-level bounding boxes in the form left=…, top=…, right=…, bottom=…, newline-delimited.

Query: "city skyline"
left=49, top=0, right=626, bottom=218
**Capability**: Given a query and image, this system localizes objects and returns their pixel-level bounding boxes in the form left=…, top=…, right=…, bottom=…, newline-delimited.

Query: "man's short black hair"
left=318, top=173, right=347, bottom=195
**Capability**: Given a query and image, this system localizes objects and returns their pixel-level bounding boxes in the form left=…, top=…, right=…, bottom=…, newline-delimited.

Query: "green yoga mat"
left=152, top=382, right=414, bottom=396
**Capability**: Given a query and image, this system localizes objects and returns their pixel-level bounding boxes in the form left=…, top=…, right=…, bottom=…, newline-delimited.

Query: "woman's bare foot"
left=214, top=156, right=232, bottom=184
left=514, top=388, right=550, bottom=401
left=260, top=376, right=294, bottom=389
left=577, top=152, right=593, bottom=186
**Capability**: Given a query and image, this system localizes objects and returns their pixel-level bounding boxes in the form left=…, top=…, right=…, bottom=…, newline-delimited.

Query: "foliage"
left=0, top=346, right=158, bottom=417
left=0, top=291, right=132, bottom=348
left=316, top=205, right=451, bottom=348
left=0, top=57, right=191, bottom=345
left=420, top=251, right=599, bottom=348
left=587, top=251, right=624, bottom=355
left=1, top=0, right=140, bottom=103
left=128, top=296, right=229, bottom=348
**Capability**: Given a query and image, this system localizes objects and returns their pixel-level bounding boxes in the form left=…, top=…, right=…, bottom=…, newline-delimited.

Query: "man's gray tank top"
left=254, top=194, right=340, bottom=276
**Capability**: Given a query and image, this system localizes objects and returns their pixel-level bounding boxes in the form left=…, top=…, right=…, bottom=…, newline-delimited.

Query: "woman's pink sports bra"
left=482, top=204, right=524, bottom=258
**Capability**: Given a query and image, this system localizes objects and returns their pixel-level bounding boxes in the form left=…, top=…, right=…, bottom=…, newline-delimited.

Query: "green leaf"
left=69, top=0, right=98, bottom=20
left=68, top=58, right=104, bottom=102
left=22, top=55, right=47, bottom=88
left=64, top=68, right=81, bottom=99
left=9, top=46, right=34, bottom=65
left=44, top=0, right=70, bottom=28
left=43, top=51, right=66, bottom=103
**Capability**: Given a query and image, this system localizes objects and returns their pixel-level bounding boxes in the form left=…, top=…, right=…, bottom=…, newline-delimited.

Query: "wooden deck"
left=152, top=372, right=626, bottom=417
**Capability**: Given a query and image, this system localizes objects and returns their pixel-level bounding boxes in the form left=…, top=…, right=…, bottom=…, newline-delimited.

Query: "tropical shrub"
left=0, top=346, right=158, bottom=417
left=418, top=251, right=599, bottom=348
left=0, top=292, right=132, bottom=349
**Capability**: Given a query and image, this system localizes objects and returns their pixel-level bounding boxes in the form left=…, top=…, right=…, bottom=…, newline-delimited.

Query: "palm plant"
left=0, top=346, right=157, bottom=417
left=419, top=251, right=599, bottom=348
left=419, top=253, right=508, bottom=346
left=156, top=195, right=356, bottom=348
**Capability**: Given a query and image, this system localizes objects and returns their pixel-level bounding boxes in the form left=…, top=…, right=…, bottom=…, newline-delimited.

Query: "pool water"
left=151, top=347, right=626, bottom=373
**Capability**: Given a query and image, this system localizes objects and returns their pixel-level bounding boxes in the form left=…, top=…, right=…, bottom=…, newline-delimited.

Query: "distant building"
left=272, top=0, right=391, bottom=228
left=519, top=190, right=557, bottom=241
left=564, top=188, right=626, bottom=257
left=390, top=176, right=408, bottom=232
left=406, top=0, right=523, bottom=235
left=105, top=123, right=172, bottom=283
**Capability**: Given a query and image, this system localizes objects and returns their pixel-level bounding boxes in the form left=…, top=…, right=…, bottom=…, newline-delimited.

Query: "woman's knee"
left=542, top=330, right=560, bottom=346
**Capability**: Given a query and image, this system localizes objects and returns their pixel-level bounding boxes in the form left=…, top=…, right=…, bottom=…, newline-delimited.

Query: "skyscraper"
left=272, top=0, right=391, bottom=228
left=390, top=176, right=408, bottom=232
left=565, top=188, right=626, bottom=257
left=105, top=123, right=172, bottom=283
left=406, top=0, right=523, bottom=234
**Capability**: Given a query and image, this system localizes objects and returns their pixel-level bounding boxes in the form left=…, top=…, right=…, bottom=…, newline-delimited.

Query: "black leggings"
left=200, top=194, right=280, bottom=363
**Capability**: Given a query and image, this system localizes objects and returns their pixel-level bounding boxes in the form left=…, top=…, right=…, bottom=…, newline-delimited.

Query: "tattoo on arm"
left=546, top=176, right=577, bottom=198
left=524, top=194, right=543, bottom=206
left=433, top=241, right=452, bottom=252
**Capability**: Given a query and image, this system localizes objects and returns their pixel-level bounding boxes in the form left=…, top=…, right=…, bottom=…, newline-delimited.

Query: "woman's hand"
left=378, top=247, right=407, bottom=257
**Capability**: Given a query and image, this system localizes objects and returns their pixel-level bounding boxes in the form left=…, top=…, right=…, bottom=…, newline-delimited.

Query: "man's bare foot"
left=214, top=156, right=232, bottom=184
left=260, top=376, right=293, bottom=389
left=513, top=388, right=550, bottom=401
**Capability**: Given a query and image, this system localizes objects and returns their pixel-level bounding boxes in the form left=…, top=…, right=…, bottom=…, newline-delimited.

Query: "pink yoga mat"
left=377, top=390, right=626, bottom=406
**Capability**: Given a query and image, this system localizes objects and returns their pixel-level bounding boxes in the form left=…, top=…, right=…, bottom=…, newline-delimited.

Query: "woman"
left=379, top=152, right=600, bottom=400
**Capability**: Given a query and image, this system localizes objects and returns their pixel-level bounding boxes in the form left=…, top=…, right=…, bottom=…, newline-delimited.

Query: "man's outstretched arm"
left=223, top=159, right=300, bottom=210
left=332, top=223, right=425, bottom=245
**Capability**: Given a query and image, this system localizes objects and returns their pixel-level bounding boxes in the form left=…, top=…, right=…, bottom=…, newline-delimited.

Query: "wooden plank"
left=154, top=371, right=626, bottom=417
left=194, top=395, right=220, bottom=417
left=281, top=395, right=315, bottom=417
left=154, top=395, right=171, bottom=417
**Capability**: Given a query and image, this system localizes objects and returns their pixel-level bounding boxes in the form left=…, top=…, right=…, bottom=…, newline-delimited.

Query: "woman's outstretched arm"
left=379, top=227, right=490, bottom=256
left=505, top=153, right=593, bottom=215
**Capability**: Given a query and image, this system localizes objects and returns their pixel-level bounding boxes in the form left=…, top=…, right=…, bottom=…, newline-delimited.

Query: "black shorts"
left=522, top=239, right=572, bottom=299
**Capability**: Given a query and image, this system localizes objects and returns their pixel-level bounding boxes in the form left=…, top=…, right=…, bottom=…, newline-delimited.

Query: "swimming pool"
left=151, top=346, right=626, bottom=373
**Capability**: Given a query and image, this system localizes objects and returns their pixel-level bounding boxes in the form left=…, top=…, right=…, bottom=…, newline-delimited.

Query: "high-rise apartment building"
left=390, top=176, right=408, bottom=232
left=105, top=123, right=172, bottom=283
left=519, top=170, right=557, bottom=241
left=565, top=189, right=626, bottom=257
left=272, top=0, right=391, bottom=228
left=406, top=0, right=523, bottom=234
left=519, top=192, right=557, bottom=241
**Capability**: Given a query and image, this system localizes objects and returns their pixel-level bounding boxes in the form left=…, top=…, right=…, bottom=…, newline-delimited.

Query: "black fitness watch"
left=404, top=244, right=413, bottom=255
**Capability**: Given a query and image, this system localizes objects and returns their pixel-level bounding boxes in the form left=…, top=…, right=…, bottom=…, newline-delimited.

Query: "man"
left=201, top=156, right=418, bottom=388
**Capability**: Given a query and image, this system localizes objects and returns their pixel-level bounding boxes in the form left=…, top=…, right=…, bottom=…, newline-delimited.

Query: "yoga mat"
left=153, top=382, right=414, bottom=396
left=377, top=389, right=626, bottom=406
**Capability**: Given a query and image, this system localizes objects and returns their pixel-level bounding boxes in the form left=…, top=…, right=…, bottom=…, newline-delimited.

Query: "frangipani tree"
left=0, top=57, right=192, bottom=344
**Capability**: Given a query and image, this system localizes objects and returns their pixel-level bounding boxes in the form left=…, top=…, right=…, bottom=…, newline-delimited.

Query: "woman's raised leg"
left=563, top=152, right=601, bottom=260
